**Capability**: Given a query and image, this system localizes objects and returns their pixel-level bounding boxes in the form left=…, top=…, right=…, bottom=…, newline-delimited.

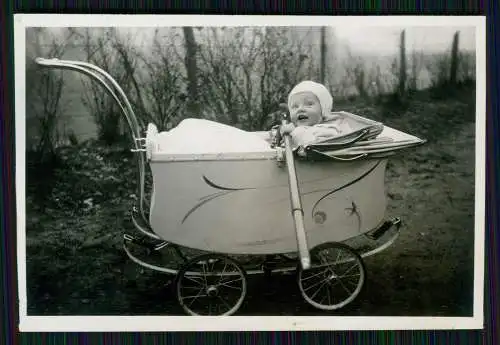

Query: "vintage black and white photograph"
left=15, top=15, right=485, bottom=331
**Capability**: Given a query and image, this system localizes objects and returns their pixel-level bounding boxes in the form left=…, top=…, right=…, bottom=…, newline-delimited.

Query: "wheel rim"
left=176, top=254, right=247, bottom=316
left=298, top=242, right=366, bottom=311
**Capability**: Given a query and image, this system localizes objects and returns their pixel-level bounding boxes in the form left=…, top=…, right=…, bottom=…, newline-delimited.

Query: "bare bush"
left=26, top=28, right=75, bottom=159
left=342, top=50, right=368, bottom=98
left=134, top=29, right=188, bottom=130
left=458, top=50, right=476, bottom=82
left=69, top=28, right=145, bottom=144
left=196, top=27, right=313, bottom=130
left=408, top=50, right=426, bottom=92
left=425, top=52, right=452, bottom=88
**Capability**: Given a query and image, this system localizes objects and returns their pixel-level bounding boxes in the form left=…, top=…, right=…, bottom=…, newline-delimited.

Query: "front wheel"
left=175, top=253, right=247, bottom=316
left=297, top=242, right=366, bottom=311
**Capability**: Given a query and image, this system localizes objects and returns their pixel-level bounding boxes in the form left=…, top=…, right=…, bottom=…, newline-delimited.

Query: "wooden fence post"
left=450, top=31, right=460, bottom=85
left=398, top=29, right=407, bottom=97
left=320, top=26, right=326, bottom=84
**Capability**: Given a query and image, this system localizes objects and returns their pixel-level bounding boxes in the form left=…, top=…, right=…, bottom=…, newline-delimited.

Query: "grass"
left=25, top=84, right=477, bottom=316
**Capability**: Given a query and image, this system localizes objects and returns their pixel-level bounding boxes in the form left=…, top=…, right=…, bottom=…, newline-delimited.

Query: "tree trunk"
left=183, top=27, right=199, bottom=117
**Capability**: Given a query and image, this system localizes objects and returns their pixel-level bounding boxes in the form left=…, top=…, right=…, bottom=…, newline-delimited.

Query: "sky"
left=37, top=24, right=477, bottom=58
left=334, top=26, right=476, bottom=54
left=119, top=25, right=477, bottom=57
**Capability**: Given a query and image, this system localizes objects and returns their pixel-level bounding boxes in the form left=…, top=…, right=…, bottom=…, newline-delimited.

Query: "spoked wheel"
left=175, top=253, right=247, bottom=316
left=297, top=242, right=366, bottom=311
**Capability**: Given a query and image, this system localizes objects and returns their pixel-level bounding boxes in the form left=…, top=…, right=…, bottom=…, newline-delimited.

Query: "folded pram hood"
left=300, top=111, right=426, bottom=160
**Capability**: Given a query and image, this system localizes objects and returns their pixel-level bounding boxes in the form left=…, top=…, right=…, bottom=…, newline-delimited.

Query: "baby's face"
left=289, top=92, right=322, bottom=126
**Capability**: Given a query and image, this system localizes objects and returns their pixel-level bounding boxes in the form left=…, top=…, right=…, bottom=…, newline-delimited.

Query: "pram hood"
left=299, top=111, right=426, bottom=160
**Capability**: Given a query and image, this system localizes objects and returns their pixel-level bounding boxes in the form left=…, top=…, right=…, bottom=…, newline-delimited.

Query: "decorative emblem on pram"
left=345, top=201, right=358, bottom=216
left=313, top=211, right=327, bottom=224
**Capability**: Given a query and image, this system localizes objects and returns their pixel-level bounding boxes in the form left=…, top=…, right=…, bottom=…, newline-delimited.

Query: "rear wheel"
left=297, top=242, right=366, bottom=311
left=175, top=253, right=247, bottom=316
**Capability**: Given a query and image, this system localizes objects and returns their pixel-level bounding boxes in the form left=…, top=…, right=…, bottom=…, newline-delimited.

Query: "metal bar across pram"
left=280, top=109, right=311, bottom=271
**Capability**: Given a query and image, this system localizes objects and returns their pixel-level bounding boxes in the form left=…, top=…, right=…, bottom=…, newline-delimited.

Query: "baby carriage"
left=35, top=58, right=426, bottom=316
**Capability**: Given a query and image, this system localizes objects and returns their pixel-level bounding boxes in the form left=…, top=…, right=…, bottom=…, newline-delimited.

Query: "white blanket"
left=155, top=119, right=274, bottom=154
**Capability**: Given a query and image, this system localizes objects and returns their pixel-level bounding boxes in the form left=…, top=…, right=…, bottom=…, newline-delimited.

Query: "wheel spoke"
left=186, top=289, right=206, bottom=308
left=335, top=246, right=342, bottom=262
left=336, top=276, right=354, bottom=295
left=201, top=262, right=208, bottom=287
left=310, top=280, right=330, bottom=300
left=217, top=262, right=229, bottom=285
left=339, top=272, right=361, bottom=279
left=182, top=293, right=208, bottom=300
left=319, top=250, right=339, bottom=276
left=320, top=291, right=328, bottom=305
left=339, top=262, right=359, bottom=276
left=301, top=269, right=326, bottom=282
left=333, top=248, right=342, bottom=264
left=303, top=273, right=330, bottom=293
left=217, top=296, right=232, bottom=311
left=327, top=285, right=332, bottom=305
left=218, top=277, right=243, bottom=290
left=325, top=280, right=343, bottom=303
left=183, top=275, right=205, bottom=286
left=345, top=278, right=360, bottom=287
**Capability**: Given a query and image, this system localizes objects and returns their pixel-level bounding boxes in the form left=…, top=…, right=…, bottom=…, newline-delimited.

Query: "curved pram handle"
left=34, top=57, right=155, bottom=237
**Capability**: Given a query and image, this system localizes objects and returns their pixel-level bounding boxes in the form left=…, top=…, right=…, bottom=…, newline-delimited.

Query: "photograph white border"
left=14, top=14, right=486, bottom=332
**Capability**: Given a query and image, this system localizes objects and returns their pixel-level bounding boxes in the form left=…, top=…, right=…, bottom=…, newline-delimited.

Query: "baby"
left=278, top=80, right=352, bottom=153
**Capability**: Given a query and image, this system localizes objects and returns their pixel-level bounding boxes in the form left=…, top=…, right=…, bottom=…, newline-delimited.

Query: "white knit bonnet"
left=287, top=81, right=333, bottom=120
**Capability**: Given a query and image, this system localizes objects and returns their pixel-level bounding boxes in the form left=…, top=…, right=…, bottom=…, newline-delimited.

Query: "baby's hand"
left=280, top=123, right=296, bottom=135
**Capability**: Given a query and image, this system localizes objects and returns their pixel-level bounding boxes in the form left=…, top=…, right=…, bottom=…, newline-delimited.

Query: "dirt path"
left=358, top=122, right=475, bottom=316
